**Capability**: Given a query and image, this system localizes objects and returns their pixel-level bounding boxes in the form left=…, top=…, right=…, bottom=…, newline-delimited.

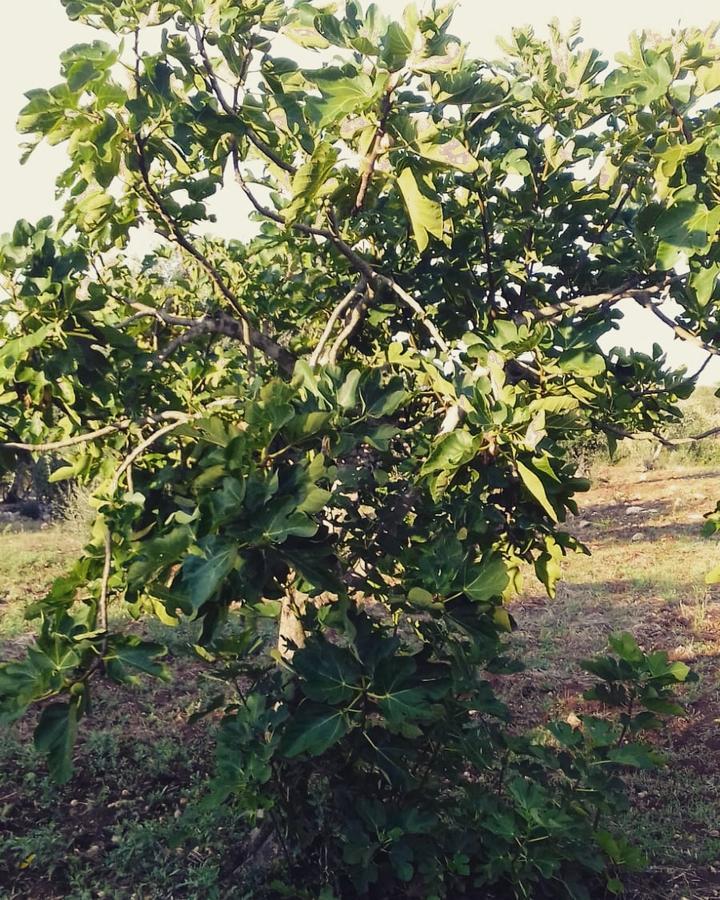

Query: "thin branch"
left=233, top=150, right=449, bottom=353
left=526, top=281, right=651, bottom=323
left=109, top=420, right=184, bottom=495
left=630, top=353, right=714, bottom=397
left=107, top=397, right=241, bottom=496
left=633, top=294, right=720, bottom=359
left=477, top=189, right=497, bottom=309
left=3, top=423, right=133, bottom=453
left=98, top=527, right=112, bottom=634
left=116, top=302, right=198, bottom=329
left=310, top=279, right=366, bottom=367
left=352, top=76, right=398, bottom=216
left=193, top=24, right=295, bottom=175
left=327, top=288, right=372, bottom=365
left=666, top=90, right=694, bottom=143
left=0, top=411, right=188, bottom=453
left=155, top=312, right=251, bottom=363
left=134, top=135, right=294, bottom=373
left=379, top=277, right=449, bottom=353
left=594, top=419, right=720, bottom=448
left=597, top=175, right=638, bottom=239
left=234, top=165, right=376, bottom=282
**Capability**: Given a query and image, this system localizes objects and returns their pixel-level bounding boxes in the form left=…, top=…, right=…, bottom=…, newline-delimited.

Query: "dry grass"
left=0, top=524, right=85, bottom=639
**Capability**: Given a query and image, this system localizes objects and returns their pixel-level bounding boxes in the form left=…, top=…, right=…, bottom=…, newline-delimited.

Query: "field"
left=1, top=461, right=719, bottom=898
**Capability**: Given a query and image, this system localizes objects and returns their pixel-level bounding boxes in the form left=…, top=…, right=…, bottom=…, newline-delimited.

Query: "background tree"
left=0, top=1, right=715, bottom=895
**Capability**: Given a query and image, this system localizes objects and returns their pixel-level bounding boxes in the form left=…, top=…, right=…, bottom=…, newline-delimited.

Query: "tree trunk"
left=4, top=459, right=33, bottom=504
left=278, top=587, right=306, bottom=660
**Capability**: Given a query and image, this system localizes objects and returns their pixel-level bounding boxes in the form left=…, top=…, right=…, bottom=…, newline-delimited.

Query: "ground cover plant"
left=2, top=1, right=720, bottom=896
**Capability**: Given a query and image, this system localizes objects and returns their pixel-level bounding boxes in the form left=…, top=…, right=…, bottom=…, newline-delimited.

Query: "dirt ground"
left=508, top=464, right=720, bottom=899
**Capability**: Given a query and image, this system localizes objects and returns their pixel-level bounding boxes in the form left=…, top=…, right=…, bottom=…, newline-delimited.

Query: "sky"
left=1, top=0, right=719, bottom=381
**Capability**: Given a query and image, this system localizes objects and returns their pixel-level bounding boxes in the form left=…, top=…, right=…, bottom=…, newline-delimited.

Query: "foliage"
left=0, top=1, right=717, bottom=895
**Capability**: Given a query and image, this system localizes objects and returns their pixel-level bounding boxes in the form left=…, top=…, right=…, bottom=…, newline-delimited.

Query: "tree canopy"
left=0, top=1, right=717, bottom=895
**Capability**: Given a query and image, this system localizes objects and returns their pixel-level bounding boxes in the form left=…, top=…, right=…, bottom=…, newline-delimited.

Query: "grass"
left=0, top=524, right=84, bottom=639
left=1, top=460, right=720, bottom=897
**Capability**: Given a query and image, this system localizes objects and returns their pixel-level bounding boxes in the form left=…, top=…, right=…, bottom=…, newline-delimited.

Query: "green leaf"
left=557, top=349, right=606, bottom=377
left=517, top=460, right=558, bottom=522
left=535, top=535, right=564, bottom=599
left=285, top=142, right=339, bottom=224
left=608, top=632, right=643, bottom=664
left=420, top=430, right=475, bottom=477
left=417, top=136, right=478, bottom=173
left=371, top=656, right=448, bottom=725
left=397, top=167, right=443, bottom=252
left=654, top=202, right=720, bottom=270
left=105, top=636, right=169, bottom=680
left=34, top=700, right=80, bottom=784
left=0, top=325, right=51, bottom=379
left=179, top=538, right=238, bottom=612
left=292, top=641, right=361, bottom=704
left=73, top=189, right=114, bottom=232
left=606, top=743, right=658, bottom=769
left=281, top=704, right=348, bottom=756
left=690, top=263, right=720, bottom=307
left=282, top=7, right=330, bottom=49
left=464, top=554, right=510, bottom=603
left=128, top=526, right=193, bottom=586
left=381, top=22, right=413, bottom=71
left=337, top=369, right=362, bottom=410
left=642, top=697, right=685, bottom=716
left=314, top=74, right=378, bottom=127
left=601, top=57, right=673, bottom=104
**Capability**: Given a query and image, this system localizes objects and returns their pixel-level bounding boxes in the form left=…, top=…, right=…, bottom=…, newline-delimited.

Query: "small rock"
left=631, top=532, right=645, bottom=543
left=626, top=506, right=645, bottom=515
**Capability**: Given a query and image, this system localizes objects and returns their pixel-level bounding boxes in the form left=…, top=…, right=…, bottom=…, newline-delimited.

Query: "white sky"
left=1, top=0, right=719, bottom=382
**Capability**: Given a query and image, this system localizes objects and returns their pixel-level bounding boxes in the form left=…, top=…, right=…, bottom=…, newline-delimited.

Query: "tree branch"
left=193, top=23, right=295, bottom=175
left=233, top=151, right=449, bottom=354
left=109, top=419, right=186, bottom=494
left=0, top=411, right=188, bottom=453
left=477, top=189, right=498, bottom=310
left=352, top=76, right=398, bottom=216
left=378, top=277, right=449, bottom=353
left=633, top=293, right=720, bottom=359
left=134, top=135, right=295, bottom=374
left=310, top=279, right=366, bottom=367
left=2, top=399, right=240, bottom=454
left=594, top=419, right=720, bottom=448
left=98, top=526, right=112, bottom=634
left=327, top=287, right=372, bottom=365
left=156, top=311, right=253, bottom=363
left=597, top=175, right=638, bottom=239
left=525, top=281, right=654, bottom=323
